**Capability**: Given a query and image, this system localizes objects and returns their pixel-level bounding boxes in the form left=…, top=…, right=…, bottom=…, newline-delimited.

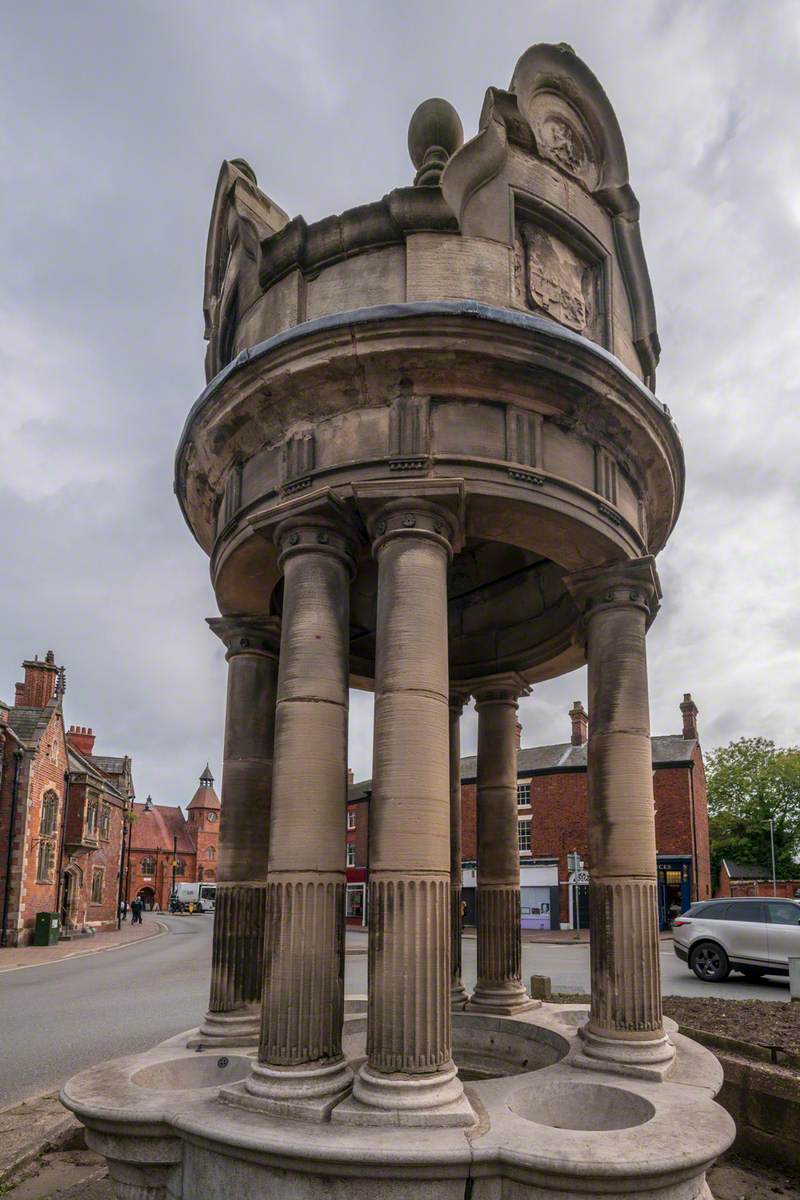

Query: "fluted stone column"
left=449, top=693, right=469, bottom=1009
left=193, top=616, right=280, bottom=1048
left=335, top=501, right=474, bottom=1128
left=565, top=556, right=675, bottom=1080
left=468, top=680, right=537, bottom=1015
left=241, top=514, right=357, bottom=1119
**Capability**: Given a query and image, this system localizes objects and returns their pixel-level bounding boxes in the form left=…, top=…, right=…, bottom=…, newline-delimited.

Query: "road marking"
left=0, top=921, right=168, bottom=975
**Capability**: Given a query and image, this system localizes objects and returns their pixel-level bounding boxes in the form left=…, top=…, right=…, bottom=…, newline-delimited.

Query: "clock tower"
left=187, top=764, right=220, bottom=881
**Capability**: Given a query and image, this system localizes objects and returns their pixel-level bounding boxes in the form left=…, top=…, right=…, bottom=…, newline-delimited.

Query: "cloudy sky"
left=2, top=0, right=798, bottom=807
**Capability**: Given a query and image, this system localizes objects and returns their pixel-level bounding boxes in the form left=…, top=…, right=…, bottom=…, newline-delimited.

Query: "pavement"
left=0, top=917, right=163, bottom=973
left=0, top=914, right=799, bottom=1196
left=1, top=914, right=796, bottom=1110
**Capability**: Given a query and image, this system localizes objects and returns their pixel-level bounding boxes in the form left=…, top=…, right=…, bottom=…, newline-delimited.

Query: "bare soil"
left=661, top=995, right=800, bottom=1056
left=552, top=993, right=800, bottom=1056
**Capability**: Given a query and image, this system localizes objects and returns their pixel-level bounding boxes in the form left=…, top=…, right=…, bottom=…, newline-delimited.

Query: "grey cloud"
left=1, top=0, right=797, bottom=806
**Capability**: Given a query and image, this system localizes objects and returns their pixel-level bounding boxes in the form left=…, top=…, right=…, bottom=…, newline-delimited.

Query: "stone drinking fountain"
left=63, top=41, right=734, bottom=1200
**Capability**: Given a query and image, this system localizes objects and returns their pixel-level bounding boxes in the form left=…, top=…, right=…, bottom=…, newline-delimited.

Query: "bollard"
left=529, top=975, right=552, bottom=1001
left=789, top=957, right=800, bottom=1002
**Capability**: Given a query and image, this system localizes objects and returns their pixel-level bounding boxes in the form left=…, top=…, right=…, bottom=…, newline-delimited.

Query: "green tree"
left=706, top=737, right=800, bottom=888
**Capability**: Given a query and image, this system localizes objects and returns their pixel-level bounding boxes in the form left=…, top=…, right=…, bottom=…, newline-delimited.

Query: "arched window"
left=141, top=857, right=156, bottom=875
left=36, top=839, right=54, bottom=883
left=175, top=859, right=185, bottom=876
left=86, top=796, right=99, bottom=837
left=198, top=867, right=204, bottom=881
left=207, top=847, right=215, bottom=861
left=40, top=792, right=58, bottom=836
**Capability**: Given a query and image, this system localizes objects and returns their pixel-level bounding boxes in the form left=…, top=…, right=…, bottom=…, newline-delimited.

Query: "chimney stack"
left=16, top=652, right=60, bottom=708
left=67, top=725, right=96, bottom=756
left=515, top=721, right=522, bottom=750
left=0, top=701, right=8, bottom=726
left=680, top=693, right=699, bottom=740
left=569, top=700, right=588, bottom=746
left=347, top=767, right=354, bottom=785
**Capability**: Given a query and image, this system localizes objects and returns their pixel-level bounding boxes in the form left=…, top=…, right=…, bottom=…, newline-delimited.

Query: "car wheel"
left=690, top=942, right=730, bottom=982
left=739, top=967, right=766, bottom=981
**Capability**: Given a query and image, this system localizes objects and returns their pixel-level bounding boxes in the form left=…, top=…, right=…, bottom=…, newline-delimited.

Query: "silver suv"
left=673, top=897, right=800, bottom=982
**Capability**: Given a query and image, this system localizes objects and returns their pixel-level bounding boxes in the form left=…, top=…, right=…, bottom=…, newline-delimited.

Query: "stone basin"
left=342, top=1012, right=569, bottom=1083
left=509, top=1079, right=655, bottom=1130
left=130, top=1054, right=252, bottom=1091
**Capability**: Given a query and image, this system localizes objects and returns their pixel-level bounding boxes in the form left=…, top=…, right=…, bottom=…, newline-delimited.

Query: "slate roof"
left=68, top=745, right=126, bottom=803
left=721, top=859, right=771, bottom=881
left=90, top=755, right=126, bottom=774
left=6, top=704, right=59, bottom=748
left=350, top=735, right=698, bottom=798
left=130, top=802, right=196, bottom=854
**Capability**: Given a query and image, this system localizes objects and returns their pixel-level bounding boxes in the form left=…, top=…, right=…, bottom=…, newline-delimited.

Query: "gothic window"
left=36, top=839, right=54, bottom=883
left=86, top=795, right=99, bottom=837
left=518, top=819, right=532, bottom=854
left=100, top=802, right=111, bottom=840
left=91, top=867, right=104, bottom=903
left=207, top=846, right=215, bottom=861
left=40, top=792, right=58, bottom=836
left=141, top=857, right=156, bottom=875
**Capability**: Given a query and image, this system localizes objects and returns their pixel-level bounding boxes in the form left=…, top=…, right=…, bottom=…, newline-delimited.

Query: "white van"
left=172, top=882, right=217, bottom=913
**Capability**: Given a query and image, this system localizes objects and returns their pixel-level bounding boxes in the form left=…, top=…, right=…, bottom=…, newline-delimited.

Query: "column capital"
left=449, top=689, right=470, bottom=715
left=564, top=556, right=661, bottom=629
left=470, top=672, right=531, bottom=707
left=275, top=513, right=359, bottom=577
left=207, top=615, right=281, bottom=659
left=368, top=499, right=459, bottom=561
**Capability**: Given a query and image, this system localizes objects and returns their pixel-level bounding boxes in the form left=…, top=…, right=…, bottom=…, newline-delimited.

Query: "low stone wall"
left=681, top=1025, right=800, bottom=1170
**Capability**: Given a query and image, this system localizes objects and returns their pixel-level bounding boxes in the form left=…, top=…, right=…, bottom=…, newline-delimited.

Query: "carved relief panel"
left=514, top=221, right=602, bottom=344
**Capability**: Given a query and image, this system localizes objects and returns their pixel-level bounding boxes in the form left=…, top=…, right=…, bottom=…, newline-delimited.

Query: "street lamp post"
left=769, top=817, right=777, bottom=897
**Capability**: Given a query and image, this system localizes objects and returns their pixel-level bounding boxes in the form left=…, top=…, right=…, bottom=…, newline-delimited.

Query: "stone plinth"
left=62, top=1006, right=734, bottom=1200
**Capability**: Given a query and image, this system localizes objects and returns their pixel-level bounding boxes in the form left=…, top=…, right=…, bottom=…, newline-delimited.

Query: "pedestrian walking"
left=131, top=896, right=144, bottom=925
left=119, top=898, right=128, bottom=922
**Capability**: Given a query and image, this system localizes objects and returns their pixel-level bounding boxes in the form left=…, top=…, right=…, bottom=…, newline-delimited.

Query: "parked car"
left=673, top=897, right=800, bottom=982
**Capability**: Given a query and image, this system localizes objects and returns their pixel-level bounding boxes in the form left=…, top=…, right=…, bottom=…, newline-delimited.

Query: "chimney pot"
left=569, top=700, right=588, bottom=746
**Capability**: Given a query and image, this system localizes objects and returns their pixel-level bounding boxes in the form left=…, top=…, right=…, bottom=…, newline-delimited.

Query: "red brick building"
left=0, top=651, right=133, bottom=946
left=347, top=693, right=711, bottom=932
left=717, top=860, right=800, bottom=900
left=127, top=766, right=220, bottom=910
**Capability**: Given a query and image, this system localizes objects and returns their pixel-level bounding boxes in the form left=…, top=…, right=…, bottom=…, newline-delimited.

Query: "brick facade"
left=127, top=767, right=219, bottom=910
left=0, top=652, right=132, bottom=946
left=349, top=694, right=711, bottom=932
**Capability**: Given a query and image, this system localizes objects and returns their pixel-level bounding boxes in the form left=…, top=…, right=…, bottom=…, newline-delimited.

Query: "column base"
left=187, top=1004, right=260, bottom=1049
left=572, top=1023, right=676, bottom=1081
left=451, top=979, right=469, bottom=1010
left=467, top=980, right=540, bottom=1016
left=224, top=1057, right=353, bottom=1122
left=333, top=1060, right=476, bottom=1128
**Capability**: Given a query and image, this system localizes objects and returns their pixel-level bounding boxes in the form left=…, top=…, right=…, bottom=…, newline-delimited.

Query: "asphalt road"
left=0, top=916, right=792, bottom=1108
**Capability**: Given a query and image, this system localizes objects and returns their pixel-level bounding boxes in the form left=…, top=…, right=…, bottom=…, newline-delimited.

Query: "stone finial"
left=408, top=98, right=464, bottom=187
